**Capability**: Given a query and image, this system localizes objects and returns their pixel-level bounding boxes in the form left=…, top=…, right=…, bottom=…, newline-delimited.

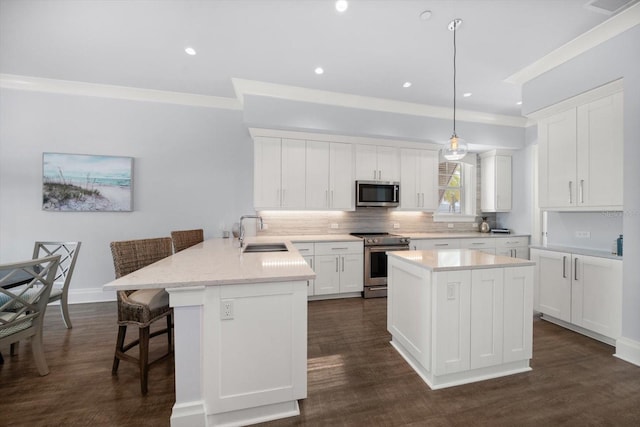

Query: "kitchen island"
left=103, top=237, right=315, bottom=427
left=387, top=249, right=535, bottom=389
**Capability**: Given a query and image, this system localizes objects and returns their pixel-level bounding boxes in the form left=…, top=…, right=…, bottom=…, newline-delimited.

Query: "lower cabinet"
left=434, top=267, right=533, bottom=375
left=411, top=236, right=530, bottom=259
left=530, top=248, right=622, bottom=341
left=294, top=241, right=363, bottom=298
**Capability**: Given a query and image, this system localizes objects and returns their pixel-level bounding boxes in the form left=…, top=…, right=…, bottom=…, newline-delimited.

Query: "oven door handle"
left=368, top=246, right=410, bottom=252
left=368, top=286, right=388, bottom=291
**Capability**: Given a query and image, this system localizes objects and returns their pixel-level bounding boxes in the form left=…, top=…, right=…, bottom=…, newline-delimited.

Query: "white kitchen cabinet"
left=400, top=148, right=438, bottom=210
left=538, top=91, right=623, bottom=210
left=254, top=137, right=306, bottom=209
left=412, top=239, right=461, bottom=251
left=531, top=248, right=622, bottom=342
left=355, top=144, right=399, bottom=182
left=494, top=236, right=530, bottom=260
left=293, top=243, right=315, bottom=296
left=480, top=151, right=512, bottom=212
left=314, top=242, right=363, bottom=295
left=304, top=141, right=353, bottom=210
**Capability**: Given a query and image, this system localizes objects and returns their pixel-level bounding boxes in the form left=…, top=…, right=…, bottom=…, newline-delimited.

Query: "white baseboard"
left=615, top=337, right=640, bottom=367
left=68, top=287, right=116, bottom=304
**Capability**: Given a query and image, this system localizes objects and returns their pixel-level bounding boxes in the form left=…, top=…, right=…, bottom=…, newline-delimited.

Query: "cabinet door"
left=302, top=255, right=315, bottom=296
left=280, top=139, right=306, bottom=209
left=495, top=155, right=512, bottom=211
left=306, top=141, right=330, bottom=209
left=417, top=150, right=438, bottom=210
left=355, top=144, right=378, bottom=180
left=535, top=250, right=571, bottom=321
left=470, top=268, right=504, bottom=369
left=434, top=270, right=471, bottom=375
left=254, top=137, right=282, bottom=208
left=377, top=145, right=399, bottom=182
left=329, top=142, right=354, bottom=209
left=313, top=255, right=340, bottom=295
left=480, top=155, right=495, bottom=211
left=503, top=266, right=533, bottom=363
left=576, top=92, right=623, bottom=208
left=538, top=109, right=577, bottom=208
left=400, top=149, right=419, bottom=209
left=571, top=255, right=622, bottom=339
left=339, top=253, right=364, bottom=293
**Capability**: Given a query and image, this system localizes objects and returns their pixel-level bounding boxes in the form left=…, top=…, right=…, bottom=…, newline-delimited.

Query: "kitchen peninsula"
left=103, top=237, right=316, bottom=427
left=387, top=249, right=535, bottom=389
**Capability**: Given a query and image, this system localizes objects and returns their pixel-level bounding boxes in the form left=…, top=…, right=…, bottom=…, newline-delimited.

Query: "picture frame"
left=42, top=153, right=134, bottom=212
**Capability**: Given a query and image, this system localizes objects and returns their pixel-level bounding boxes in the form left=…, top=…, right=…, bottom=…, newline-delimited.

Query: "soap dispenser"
left=617, top=234, right=623, bottom=256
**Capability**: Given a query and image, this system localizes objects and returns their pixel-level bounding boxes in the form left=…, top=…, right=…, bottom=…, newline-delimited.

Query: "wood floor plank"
left=1, top=298, right=639, bottom=426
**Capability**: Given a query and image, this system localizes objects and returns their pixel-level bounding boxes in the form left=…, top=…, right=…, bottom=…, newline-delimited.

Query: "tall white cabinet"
left=538, top=89, right=623, bottom=210
left=355, top=144, right=400, bottom=182
left=399, top=148, right=438, bottom=210
left=480, top=150, right=512, bottom=212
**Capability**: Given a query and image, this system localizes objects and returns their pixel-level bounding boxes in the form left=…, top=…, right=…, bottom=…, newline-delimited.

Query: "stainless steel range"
left=351, top=232, right=411, bottom=298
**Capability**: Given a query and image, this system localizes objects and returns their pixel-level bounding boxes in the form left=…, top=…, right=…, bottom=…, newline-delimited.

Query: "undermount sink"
left=243, top=243, right=289, bottom=253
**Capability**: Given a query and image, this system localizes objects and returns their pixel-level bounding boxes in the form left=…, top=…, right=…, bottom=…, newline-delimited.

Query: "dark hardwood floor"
left=1, top=298, right=639, bottom=426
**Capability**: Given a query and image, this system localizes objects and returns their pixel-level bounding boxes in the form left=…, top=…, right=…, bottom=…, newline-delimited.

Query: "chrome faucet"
left=239, top=215, right=263, bottom=247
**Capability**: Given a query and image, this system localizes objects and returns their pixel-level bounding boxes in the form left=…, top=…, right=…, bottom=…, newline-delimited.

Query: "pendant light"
left=443, top=18, right=468, bottom=161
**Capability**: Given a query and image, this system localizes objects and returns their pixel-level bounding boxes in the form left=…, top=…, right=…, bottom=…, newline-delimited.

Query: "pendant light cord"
left=452, top=22, right=457, bottom=136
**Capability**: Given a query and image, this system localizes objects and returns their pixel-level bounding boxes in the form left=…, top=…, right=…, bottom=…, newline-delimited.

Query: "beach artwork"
left=42, top=153, right=133, bottom=212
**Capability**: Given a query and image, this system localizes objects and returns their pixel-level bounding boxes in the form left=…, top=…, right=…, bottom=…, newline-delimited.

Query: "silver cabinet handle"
left=568, top=181, right=573, bottom=204
left=417, top=192, right=420, bottom=206
left=574, top=257, right=578, bottom=280
left=580, top=179, right=584, bottom=204
left=332, top=247, right=348, bottom=250
left=378, top=170, right=382, bottom=180
left=373, top=170, right=377, bottom=180
left=335, top=257, right=339, bottom=272
left=471, top=242, right=485, bottom=246
left=435, top=243, right=448, bottom=247
left=562, top=256, right=567, bottom=278
left=341, top=257, right=345, bottom=272
left=309, top=258, right=313, bottom=269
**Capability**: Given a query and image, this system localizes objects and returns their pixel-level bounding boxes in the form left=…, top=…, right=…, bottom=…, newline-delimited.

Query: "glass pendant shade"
left=443, top=133, right=468, bottom=161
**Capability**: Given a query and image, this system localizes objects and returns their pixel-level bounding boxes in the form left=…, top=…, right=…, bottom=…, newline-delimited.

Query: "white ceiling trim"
left=505, top=1, right=640, bottom=85
left=232, top=78, right=528, bottom=128
left=0, top=74, right=242, bottom=110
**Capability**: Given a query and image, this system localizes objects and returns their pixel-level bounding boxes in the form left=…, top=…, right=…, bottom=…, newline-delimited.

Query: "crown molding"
left=505, top=2, right=640, bottom=85
left=233, top=78, right=528, bottom=128
left=0, top=74, right=242, bottom=110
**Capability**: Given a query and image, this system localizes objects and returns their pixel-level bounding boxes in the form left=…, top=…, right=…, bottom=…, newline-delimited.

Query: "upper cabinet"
left=399, top=148, right=438, bottom=210
left=538, top=90, right=623, bottom=210
left=355, top=144, right=399, bottom=182
left=305, top=141, right=353, bottom=210
left=254, top=137, right=306, bottom=209
left=480, top=150, right=512, bottom=212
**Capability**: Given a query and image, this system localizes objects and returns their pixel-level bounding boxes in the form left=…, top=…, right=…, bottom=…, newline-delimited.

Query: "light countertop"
left=388, top=249, right=535, bottom=272
left=405, top=232, right=530, bottom=240
left=530, top=245, right=622, bottom=260
left=103, top=237, right=315, bottom=291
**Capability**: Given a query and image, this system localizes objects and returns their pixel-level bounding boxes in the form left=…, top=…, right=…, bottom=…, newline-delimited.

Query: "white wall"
left=0, top=89, right=253, bottom=302
left=523, top=25, right=640, bottom=349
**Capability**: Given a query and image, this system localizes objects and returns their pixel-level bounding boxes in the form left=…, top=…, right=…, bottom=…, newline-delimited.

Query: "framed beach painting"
left=42, top=153, right=133, bottom=212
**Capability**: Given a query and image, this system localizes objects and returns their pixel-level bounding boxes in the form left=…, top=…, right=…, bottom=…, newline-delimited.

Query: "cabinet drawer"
left=414, top=239, right=461, bottom=250
left=315, top=241, right=363, bottom=255
left=495, top=237, right=529, bottom=248
left=459, top=238, right=496, bottom=249
left=293, top=242, right=315, bottom=255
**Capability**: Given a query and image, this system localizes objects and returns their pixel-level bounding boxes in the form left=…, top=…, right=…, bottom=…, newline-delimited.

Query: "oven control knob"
left=367, top=238, right=373, bottom=243
left=374, top=238, right=379, bottom=243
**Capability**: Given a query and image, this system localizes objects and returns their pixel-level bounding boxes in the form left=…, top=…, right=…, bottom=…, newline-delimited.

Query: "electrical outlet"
left=575, top=231, right=591, bottom=238
left=330, top=223, right=339, bottom=229
left=447, top=284, right=456, bottom=300
left=448, top=223, right=454, bottom=229
left=221, top=299, right=234, bottom=320
left=393, top=222, right=400, bottom=229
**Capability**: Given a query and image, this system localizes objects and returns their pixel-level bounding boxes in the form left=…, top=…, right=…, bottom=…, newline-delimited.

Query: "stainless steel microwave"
left=356, top=181, right=400, bottom=207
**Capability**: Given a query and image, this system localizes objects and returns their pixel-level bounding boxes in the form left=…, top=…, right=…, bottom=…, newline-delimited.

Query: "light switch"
left=447, top=284, right=456, bottom=300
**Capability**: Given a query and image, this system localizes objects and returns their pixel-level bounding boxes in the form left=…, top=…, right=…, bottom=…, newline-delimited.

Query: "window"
left=434, top=156, right=476, bottom=222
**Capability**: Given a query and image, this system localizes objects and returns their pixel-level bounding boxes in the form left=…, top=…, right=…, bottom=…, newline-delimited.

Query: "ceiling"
left=1, top=0, right=638, bottom=118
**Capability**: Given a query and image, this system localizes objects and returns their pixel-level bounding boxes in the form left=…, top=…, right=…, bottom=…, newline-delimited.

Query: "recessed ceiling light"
left=403, top=82, right=412, bottom=88
left=185, top=47, right=196, bottom=56
left=463, top=92, right=472, bottom=97
left=419, top=10, right=432, bottom=21
left=335, top=0, right=348, bottom=13
left=516, top=101, right=523, bottom=105
left=315, top=67, right=324, bottom=75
